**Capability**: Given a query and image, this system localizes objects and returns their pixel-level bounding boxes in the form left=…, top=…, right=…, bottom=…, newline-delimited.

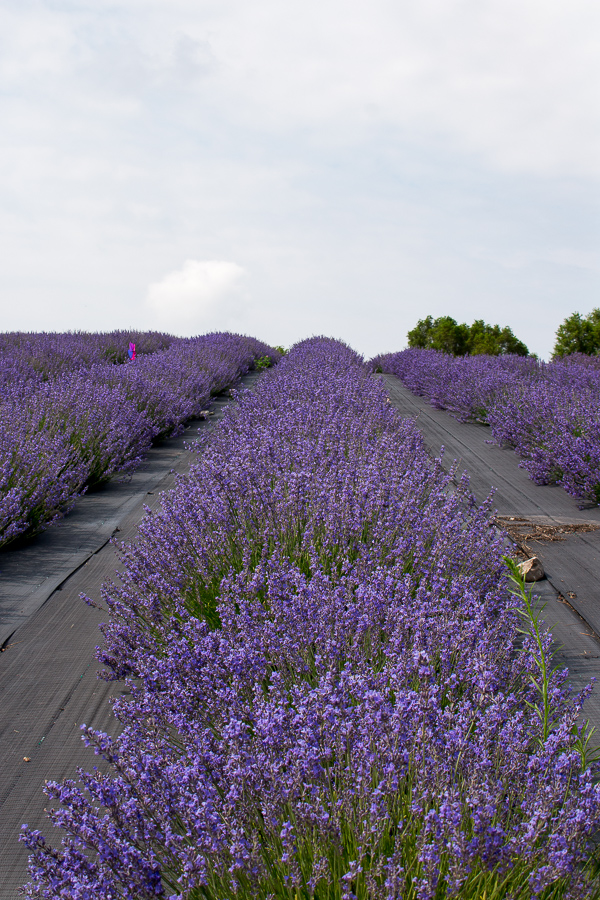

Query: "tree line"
left=407, top=309, right=600, bottom=358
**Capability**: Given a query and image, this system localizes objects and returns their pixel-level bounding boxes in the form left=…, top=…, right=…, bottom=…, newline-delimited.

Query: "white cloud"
left=0, top=1, right=598, bottom=358
left=3, top=1, right=598, bottom=176
left=146, top=259, right=247, bottom=333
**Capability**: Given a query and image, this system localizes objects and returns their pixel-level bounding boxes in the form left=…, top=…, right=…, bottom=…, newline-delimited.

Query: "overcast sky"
left=1, top=0, right=598, bottom=358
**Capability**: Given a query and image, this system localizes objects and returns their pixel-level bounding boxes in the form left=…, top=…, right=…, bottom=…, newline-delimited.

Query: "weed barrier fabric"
left=0, top=372, right=264, bottom=899
left=21, top=339, right=600, bottom=899
left=372, top=348, right=600, bottom=508
left=0, top=332, right=279, bottom=550
left=382, top=373, right=600, bottom=733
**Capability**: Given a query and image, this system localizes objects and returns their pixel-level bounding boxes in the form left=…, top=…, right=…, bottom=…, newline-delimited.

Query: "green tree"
left=552, top=309, right=600, bottom=357
left=467, top=320, right=528, bottom=356
left=407, top=316, right=528, bottom=356
left=407, top=316, right=469, bottom=355
left=431, top=316, right=470, bottom=354
left=406, top=315, right=435, bottom=349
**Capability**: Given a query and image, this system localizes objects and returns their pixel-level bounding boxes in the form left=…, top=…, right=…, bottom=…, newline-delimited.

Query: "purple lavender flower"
left=21, top=339, right=600, bottom=899
left=373, top=347, right=600, bottom=506
left=0, top=331, right=279, bottom=547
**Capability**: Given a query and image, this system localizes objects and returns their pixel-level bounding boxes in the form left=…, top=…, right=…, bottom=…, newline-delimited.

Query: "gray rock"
left=517, top=556, right=545, bottom=582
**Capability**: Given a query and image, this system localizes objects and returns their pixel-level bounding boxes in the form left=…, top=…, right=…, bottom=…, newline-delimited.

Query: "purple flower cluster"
left=0, top=332, right=278, bottom=547
left=0, top=330, right=174, bottom=385
left=373, top=348, right=600, bottom=506
left=370, top=348, right=538, bottom=423
left=22, top=339, right=600, bottom=899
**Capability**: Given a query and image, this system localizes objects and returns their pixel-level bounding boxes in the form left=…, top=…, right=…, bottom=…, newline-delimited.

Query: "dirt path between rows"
left=383, top=374, right=600, bottom=734
left=0, top=371, right=262, bottom=899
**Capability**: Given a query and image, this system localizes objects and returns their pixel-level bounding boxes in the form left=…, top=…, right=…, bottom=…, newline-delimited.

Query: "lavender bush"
left=370, top=349, right=538, bottom=424
left=0, top=330, right=174, bottom=384
left=372, top=348, right=600, bottom=506
left=21, top=339, right=600, bottom=899
left=0, top=332, right=278, bottom=548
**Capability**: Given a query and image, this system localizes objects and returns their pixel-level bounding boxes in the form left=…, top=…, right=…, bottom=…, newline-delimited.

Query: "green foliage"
left=468, top=319, right=528, bottom=356
left=552, top=309, right=600, bottom=358
left=254, top=348, right=287, bottom=370
left=407, top=316, right=529, bottom=356
left=506, top=556, right=600, bottom=768
left=407, top=315, right=468, bottom=354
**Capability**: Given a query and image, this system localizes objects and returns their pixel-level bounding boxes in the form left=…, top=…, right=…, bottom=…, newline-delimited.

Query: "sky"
left=0, top=0, right=599, bottom=359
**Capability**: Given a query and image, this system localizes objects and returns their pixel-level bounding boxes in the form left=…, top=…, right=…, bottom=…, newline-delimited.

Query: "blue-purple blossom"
left=372, top=347, right=600, bottom=507
left=20, top=339, right=600, bottom=899
left=0, top=331, right=278, bottom=547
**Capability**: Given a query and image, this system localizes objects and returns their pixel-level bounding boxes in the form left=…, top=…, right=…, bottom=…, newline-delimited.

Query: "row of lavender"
left=372, top=348, right=600, bottom=506
left=23, top=339, right=600, bottom=899
left=0, top=330, right=175, bottom=387
left=0, top=332, right=278, bottom=548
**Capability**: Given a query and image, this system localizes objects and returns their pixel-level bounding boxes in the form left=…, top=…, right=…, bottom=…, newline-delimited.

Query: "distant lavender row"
left=22, top=339, right=600, bottom=899
left=0, top=332, right=278, bottom=548
left=372, top=348, right=600, bottom=506
left=0, top=330, right=175, bottom=389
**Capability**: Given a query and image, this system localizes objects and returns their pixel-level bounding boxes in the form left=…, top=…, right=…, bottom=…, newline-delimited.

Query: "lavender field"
left=18, top=338, right=600, bottom=899
left=372, top=349, right=600, bottom=508
left=0, top=331, right=277, bottom=549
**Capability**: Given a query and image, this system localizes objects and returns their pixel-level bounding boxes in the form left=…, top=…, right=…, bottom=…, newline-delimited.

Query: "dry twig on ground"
left=494, top=515, right=599, bottom=559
